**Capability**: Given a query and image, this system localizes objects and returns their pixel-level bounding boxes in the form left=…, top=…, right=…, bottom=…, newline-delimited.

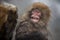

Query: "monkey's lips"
left=31, top=15, right=40, bottom=23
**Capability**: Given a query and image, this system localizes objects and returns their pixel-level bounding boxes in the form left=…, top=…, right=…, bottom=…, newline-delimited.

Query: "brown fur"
left=16, top=2, right=50, bottom=40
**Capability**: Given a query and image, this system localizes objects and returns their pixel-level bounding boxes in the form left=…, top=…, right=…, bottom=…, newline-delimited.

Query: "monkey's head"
left=21, top=2, right=50, bottom=26
left=29, top=8, right=42, bottom=23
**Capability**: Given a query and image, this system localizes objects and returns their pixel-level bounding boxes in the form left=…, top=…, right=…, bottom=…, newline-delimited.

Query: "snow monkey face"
left=30, top=8, right=41, bottom=23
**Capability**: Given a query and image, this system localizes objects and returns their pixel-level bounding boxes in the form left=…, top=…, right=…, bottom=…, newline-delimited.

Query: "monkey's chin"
left=31, top=19, right=39, bottom=23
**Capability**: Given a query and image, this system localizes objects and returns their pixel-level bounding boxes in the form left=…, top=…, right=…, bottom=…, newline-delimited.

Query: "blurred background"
left=0, top=0, right=60, bottom=40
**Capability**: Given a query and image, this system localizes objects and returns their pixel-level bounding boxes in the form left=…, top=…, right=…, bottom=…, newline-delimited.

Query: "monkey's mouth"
left=31, top=15, right=40, bottom=23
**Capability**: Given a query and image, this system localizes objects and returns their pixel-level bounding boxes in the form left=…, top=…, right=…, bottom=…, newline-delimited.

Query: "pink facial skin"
left=31, top=9, right=41, bottom=23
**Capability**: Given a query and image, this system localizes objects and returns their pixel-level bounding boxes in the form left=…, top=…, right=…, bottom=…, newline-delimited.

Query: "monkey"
left=16, top=2, right=50, bottom=40
left=0, top=2, right=18, bottom=40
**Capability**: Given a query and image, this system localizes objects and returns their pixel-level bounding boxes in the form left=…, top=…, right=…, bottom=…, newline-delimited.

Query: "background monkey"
left=0, top=2, right=18, bottom=40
